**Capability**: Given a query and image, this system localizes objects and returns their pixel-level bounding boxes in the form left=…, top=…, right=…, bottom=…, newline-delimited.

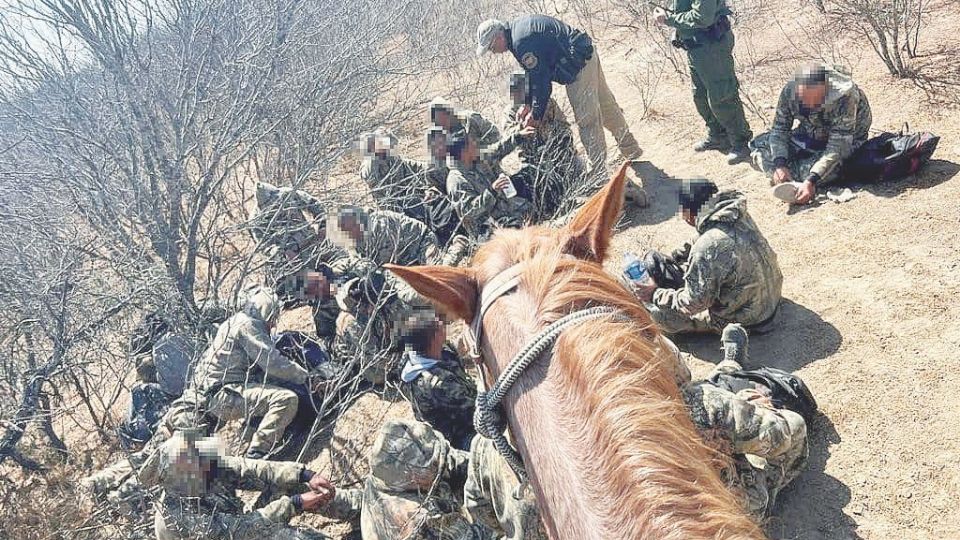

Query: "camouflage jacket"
left=681, top=360, right=806, bottom=460
left=360, top=421, right=487, bottom=540
left=361, top=154, right=447, bottom=208
left=356, top=210, right=438, bottom=267
left=138, top=434, right=309, bottom=537
left=652, top=191, right=782, bottom=327
left=502, top=100, right=576, bottom=169
left=189, top=306, right=308, bottom=393
left=400, top=347, right=478, bottom=450
left=252, top=183, right=335, bottom=267
left=450, top=109, right=501, bottom=147
left=770, top=66, right=872, bottom=180
left=446, top=133, right=533, bottom=237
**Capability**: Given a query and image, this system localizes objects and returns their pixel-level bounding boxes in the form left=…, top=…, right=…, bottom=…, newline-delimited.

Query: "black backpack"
left=843, top=126, right=940, bottom=183
left=709, top=367, right=819, bottom=424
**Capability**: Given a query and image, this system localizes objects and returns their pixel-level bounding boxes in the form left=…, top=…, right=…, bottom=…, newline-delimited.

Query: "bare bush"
left=825, top=0, right=927, bottom=77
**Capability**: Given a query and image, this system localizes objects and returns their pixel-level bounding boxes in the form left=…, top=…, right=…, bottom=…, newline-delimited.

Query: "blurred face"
left=681, top=208, right=696, bottom=227
left=340, top=216, right=363, bottom=243
left=433, top=109, right=451, bottom=129
left=305, top=271, right=331, bottom=301
left=797, top=83, right=828, bottom=112
left=490, top=32, right=508, bottom=53
left=429, top=135, right=447, bottom=161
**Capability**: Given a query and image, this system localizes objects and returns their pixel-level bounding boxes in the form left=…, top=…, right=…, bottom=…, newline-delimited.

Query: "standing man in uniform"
left=475, top=16, right=644, bottom=186
left=653, top=0, right=753, bottom=164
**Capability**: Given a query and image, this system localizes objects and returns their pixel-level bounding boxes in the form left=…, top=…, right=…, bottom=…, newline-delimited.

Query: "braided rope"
left=473, top=306, right=620, bottom=489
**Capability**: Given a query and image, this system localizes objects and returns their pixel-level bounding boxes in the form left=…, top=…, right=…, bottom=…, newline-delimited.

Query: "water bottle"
left=498, top=174, right=517, bottom=198
left=622, top=252, right=653, bottom=287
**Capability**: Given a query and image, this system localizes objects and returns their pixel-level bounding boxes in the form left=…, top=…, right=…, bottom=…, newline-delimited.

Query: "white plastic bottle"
left=498, top=173, right=517, bottom=198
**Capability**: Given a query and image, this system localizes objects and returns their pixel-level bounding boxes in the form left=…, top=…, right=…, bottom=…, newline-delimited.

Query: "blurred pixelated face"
left=463, top=136, right=479, bottom=163
left=429, top=135, right=447, bottom=161
left=490, top=32, right=508, bottom=53
left=340, top=216, right=363, bottom=243
left=797, top=83, right=828, bottom=112
left=510, top=83, right=526, bottom=104
left=681, top=207, right=696, bottom=226
left=433, top=109, right=452, bottom=130
left=305, top=271, right=331, bottom=300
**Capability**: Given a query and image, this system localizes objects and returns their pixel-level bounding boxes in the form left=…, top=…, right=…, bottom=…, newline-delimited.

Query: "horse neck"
left=481, top=298, right=766, bottom=540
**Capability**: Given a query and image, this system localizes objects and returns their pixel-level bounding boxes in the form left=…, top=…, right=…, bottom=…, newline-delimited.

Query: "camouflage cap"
left=368, top=419, right=449, bottom=492
left=240, top=285, right=281, bottom=324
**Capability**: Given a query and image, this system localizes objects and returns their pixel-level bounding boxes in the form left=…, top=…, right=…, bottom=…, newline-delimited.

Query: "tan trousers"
left=207, top=383, right=299, bottom=454
left=566, top=52, right=641, bottom=174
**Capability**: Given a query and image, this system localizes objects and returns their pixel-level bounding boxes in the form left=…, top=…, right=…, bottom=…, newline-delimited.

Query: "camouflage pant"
left=750, top=131, right=864, bottom=186
left=727, top=410, right=809, bottom=518
left=463, top=437, right=547, bottom=540
left=647, top=305, right=724, bottom=335
left=206, top=383, right=299, bottom=455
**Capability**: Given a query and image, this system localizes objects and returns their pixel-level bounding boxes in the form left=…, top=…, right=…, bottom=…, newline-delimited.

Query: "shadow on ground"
left=673, top=298, right=842, bottom=371
left=862, top=159, right=960, bottom=198
left=765, top=414, right=862, bottom=540
left=621, top=160, right=683, bottom=227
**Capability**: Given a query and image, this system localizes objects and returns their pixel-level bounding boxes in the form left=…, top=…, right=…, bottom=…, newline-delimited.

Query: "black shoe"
left=245, top=449, right=266, bottom=460
left=726, top=145, right=750, bottom=165
left=693, top=138, right=729, bottom=152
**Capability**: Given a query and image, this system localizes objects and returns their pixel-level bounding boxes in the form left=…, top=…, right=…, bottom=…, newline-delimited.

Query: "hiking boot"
left=693, top=138, right=729, bottom=152
left=624, top=181, right=650, bottom=208
left=726, top=145, right=750, bottom=165
left=721, top=323, right=749, bottom=366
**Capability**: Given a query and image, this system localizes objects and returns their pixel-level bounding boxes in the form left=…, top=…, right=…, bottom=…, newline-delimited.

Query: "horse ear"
left=563, top=161, right=628, bottom=262
left=384, top=264, right=478, bottom=322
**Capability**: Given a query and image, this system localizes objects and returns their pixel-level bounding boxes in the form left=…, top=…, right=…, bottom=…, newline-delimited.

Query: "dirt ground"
left=285, top=1, right=960, bottom=538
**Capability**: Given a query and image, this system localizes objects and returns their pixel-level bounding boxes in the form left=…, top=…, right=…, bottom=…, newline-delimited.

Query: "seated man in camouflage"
left=398, top=310, right=477, bottom=451
left=138, top=428, right=337, bottom=540
left=253, top=181, right=342, bottom=277
left=446, top=128, right=536, bottom=238
left=681, top=324, right=810, bottom=518
left=750, top=64, right=872, bottom=205
left=189, top=287, right=310, bottom=459
left=502, top=71, right=584, bottom=219
left=359, top=129, right=457, bottom=243
left=630, top=179, right=782, bottom=335
left=430, top=96, right=501, bottom=147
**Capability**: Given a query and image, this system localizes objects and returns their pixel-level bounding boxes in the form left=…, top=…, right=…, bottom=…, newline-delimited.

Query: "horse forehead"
left=474, top=228, right=562, bottom=284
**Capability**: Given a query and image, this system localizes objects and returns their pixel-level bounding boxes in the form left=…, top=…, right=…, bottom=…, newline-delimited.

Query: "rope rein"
left=472, top=305, right=621, bottom=491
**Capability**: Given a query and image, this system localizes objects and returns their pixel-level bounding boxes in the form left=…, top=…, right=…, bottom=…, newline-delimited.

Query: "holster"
left=671, top=15, right=731, bottom=50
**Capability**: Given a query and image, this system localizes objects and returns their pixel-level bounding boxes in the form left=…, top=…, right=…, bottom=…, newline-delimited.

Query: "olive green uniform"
left=667, top=0, right=752, bottom=146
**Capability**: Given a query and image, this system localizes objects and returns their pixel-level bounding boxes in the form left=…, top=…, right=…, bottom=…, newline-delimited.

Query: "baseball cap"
left=476, top=19, right=506, bottom=56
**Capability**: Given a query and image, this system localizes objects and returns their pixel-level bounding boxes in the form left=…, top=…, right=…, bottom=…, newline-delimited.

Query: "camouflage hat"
left=240, top=285, right=280, bottom=324
left=369, top=420, right=449, bottom=492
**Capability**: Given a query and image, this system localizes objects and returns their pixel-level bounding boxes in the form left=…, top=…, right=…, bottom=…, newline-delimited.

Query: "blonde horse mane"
left=468, top=227, right=764, bottom=539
